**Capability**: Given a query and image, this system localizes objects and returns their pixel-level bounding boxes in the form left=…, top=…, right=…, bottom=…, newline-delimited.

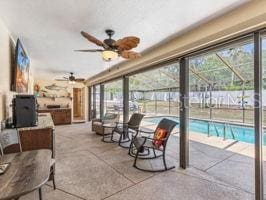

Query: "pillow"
left=152, top=128, right=167, bottom=148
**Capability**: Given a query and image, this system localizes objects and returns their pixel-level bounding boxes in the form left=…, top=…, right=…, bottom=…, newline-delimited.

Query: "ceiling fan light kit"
left=75, top=29, right=141, bottom=61
left=68, top=80, right=76, bottom=85
left=102, top=50, right=118, bottom=61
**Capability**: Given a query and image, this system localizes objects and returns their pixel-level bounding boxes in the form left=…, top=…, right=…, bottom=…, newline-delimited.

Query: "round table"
left=0, top=150, right=52, bottom=200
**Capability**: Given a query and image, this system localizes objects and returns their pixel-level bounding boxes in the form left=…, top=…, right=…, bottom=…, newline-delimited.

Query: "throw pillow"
left=153, top=128, right=167, bottom=148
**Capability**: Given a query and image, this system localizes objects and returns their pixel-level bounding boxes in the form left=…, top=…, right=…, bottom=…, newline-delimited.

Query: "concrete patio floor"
left=20, top=122, right=258, bottom=200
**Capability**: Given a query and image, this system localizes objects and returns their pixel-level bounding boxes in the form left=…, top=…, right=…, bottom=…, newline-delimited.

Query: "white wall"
left=0, top=19, right=15, bottom=121
left=0, top=18, right=35, bottom=121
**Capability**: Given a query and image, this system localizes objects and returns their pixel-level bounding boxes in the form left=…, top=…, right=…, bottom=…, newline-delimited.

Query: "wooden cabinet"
left=38, top=109, right=71, bottom=125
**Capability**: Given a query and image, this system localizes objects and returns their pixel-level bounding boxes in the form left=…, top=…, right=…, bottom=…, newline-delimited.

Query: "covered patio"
left=0, top=1, right=265, bottom=200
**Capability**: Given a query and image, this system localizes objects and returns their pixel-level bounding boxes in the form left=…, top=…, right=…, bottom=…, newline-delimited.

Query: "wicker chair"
left=111, top=113, right=144, bottom=148
left=130, top=118, right=178, bottom=172
left=91, top=113, right=120, bottom=135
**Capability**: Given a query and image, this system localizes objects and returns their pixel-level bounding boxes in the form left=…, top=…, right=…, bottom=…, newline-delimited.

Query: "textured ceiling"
left=0, top=0, right=249, bottom=80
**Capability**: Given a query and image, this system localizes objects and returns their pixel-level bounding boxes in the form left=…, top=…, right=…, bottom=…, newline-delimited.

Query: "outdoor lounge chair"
left=130, top=118, right=178, bottom=172
left=111, top=113, right=144, bottom=148
left=91, top=113, right=120, bottom=135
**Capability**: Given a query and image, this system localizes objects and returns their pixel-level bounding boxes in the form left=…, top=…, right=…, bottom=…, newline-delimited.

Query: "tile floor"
left=21, top=122, right=257, bottom=200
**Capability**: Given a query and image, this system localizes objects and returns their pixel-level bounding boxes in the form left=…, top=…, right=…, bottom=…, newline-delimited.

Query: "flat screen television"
left=13, top=39, right=30, bottom=93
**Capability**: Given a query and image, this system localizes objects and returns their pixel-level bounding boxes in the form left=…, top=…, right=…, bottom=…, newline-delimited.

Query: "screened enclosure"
left=129, top=62, right=179, bottom=117
left=104, top=79, right=123, bottom=116
left=88, top=30, right=266, bottom=199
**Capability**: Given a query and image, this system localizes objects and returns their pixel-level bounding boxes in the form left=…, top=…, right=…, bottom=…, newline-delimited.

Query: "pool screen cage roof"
left=132, top=46, right=253, bottom=92
left=104, top=40, right=254, bottom=94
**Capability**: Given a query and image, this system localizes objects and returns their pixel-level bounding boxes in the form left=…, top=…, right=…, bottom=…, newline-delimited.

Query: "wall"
left=0, top=19, right=15, bottom=121
left=0, top=18, right=87, bottom=122
left=0, top=19, right=35, bottom=122
left=34, top=79, right=88, bottom=121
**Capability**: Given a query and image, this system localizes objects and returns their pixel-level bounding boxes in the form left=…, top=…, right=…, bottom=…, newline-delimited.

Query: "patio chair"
left=18, top=128, right=57, bottom=190
left=49, top=159, right=56, bottom=190
left=0, top=129, right=21, bottom=155
left=91, top=113, right=120, bottom=135
left=111, top=113, right=145, bottom=148
left=130, top=118, right=178, bottom=172
left=0, top=128, right=57, bottom=189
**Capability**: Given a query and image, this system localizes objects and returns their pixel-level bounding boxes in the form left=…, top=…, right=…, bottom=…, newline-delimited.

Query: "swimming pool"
left=144, top=116, right=266, bottom=145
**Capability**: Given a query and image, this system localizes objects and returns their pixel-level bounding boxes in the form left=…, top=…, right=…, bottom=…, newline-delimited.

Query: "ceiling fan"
left=55, top=72, right=85, bottom=83
left=75, top=29, right=141, bottom=61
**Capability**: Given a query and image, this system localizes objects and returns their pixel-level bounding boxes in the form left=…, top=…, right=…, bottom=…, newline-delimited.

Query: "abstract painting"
left=15, top=39, right=30, bottom=93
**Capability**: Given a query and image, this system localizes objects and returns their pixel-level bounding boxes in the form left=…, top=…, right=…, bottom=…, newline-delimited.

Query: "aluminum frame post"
left=100, top=84, right=104, bottom=119
left=92, top=85, right=96, bottom=119
left=123, top=76, right=129, bottom=123
left=254, top=31, right=263, bottom=200
left=179, top=57, right=189, bottom=169
left=88, top=86, right=92, bottom=121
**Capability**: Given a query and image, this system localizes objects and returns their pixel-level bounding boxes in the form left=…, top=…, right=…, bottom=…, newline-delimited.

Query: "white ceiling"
left=0, top=0, right=249, bottom=80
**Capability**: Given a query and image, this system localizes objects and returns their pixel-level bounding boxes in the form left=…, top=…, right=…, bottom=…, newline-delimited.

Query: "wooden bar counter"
left=0, top=113, right=55, bottom=157
left=38, top=108, right=71, bottom=125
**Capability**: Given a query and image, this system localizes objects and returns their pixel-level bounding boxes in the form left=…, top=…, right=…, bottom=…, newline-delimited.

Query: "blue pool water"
left=144, top=117, right=266, bottom=145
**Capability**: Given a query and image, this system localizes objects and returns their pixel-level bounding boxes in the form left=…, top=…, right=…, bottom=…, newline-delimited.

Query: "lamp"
left=68, top=80, right=76, bottom=85
left=102, top=50, right=118, bottom=61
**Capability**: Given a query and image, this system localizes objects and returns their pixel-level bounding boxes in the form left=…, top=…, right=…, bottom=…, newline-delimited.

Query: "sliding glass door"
left=104, top=79, right=123, bottom=120
left=188, top=37, right=255, bottom=196
left=128, top=63, right=179, bottom=118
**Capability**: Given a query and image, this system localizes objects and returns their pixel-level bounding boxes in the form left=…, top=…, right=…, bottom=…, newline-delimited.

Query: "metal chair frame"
left=130, top=118, right=178, bottom=172
left=111, top=113, right=144, bottom=148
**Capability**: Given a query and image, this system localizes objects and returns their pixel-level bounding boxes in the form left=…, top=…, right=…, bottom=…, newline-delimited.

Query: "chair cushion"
left=152, top=128, right=167, bottom=148
left=93, top=121, right=102, bottom=126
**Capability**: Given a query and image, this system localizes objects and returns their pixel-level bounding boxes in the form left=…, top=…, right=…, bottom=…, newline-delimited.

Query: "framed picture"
left=14, top=39, right=30, bottom=93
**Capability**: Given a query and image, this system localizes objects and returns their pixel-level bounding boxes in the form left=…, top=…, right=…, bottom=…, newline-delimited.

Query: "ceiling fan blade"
left=75, top=78, right=85, bottom=82
left=80, top=31, right=108, bottom=49
left=120, top=51, right=141, bottom=59
left=55, top=79, right=68, bottom=81
left=115, top=36, right=140, bottom=51
left=63, top=77, right=69, bottom=79
left=74, top=49, right=103, bottom=52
